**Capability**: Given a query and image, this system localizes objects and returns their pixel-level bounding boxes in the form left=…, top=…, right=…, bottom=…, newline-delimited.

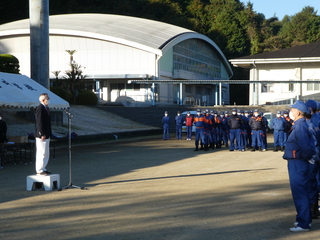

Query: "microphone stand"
left=60, top=108, right=86, bottom=190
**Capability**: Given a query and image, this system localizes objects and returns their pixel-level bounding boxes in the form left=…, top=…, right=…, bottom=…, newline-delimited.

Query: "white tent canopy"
left=0, top=72, right=69, bottom=109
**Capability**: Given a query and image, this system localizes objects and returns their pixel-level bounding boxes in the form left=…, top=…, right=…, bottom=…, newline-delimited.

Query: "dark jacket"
left=227, top=114, right=242, bottom=129
left=35, top=104, right=52, bottom=139
left=249, top=116, right=264, bottom=130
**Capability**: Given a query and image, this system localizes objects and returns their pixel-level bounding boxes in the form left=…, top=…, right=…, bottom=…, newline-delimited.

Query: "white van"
left=263, top=112, right=274, bottom=131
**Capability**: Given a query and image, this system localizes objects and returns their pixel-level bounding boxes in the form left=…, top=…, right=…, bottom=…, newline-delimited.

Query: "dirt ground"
left=0, top=134, right=320, bottom=240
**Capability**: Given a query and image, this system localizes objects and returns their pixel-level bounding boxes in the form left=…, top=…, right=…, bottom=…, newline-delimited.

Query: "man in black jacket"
left=35, top=93, right=52, bottom=175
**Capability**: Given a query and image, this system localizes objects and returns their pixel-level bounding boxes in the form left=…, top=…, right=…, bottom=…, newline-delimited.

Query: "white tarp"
left=0, top=72, right=69, bottom=109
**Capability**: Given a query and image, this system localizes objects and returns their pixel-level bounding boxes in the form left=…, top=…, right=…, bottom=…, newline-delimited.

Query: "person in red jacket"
left=185, top=111, right=193, bottom=140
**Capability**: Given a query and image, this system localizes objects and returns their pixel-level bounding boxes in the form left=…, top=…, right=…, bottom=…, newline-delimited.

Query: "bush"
left=0, top=54, right=20, bottom=74
left=50, top=87, right=73, bottom=104
left=76, top=90, right=98, bottom=105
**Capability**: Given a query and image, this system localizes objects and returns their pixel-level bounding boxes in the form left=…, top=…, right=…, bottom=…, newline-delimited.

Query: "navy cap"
left=164, top=111, right=168, bottom=114
left=232, top=108, right=237, bottom=112
left=254, top=109, right=259, bottom=113
left=290, top=100, right=310, bottom=114
left=220, top=111, right=224, bottom=115
left=196, top=108, right=201, bottom=112
left=224, top=110, right=229, bottom=114
left=305, top=99, right=317, bottom=110
left=276, top=110, right=281, bottom=114
left=210, top=110, right=214, bottom=113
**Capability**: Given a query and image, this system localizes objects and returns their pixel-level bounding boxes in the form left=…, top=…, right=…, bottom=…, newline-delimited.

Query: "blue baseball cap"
left=290, top=100, right=310, bottom=114
left=305, top=99, right=317, bottom=110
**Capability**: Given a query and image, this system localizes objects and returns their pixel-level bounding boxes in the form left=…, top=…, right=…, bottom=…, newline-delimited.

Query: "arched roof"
left=0, top=14, right=232, bottom=76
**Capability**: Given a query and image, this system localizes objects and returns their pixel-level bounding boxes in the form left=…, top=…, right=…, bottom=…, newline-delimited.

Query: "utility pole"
left=29, top=0, right=49, bottom=88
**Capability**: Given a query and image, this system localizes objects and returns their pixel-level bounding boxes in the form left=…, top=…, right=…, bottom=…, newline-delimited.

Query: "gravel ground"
left=1, top=105, right=156, bottom=138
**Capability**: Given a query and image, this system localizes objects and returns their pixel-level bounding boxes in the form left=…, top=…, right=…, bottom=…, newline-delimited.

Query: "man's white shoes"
left=290, top=223, right=311, bottom=232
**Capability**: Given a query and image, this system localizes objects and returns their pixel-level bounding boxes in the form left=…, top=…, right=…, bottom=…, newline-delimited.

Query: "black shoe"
left=194, top=148, right=199, bottom=151
left=251, top=148, right=255, bottom=152
left=273, top=146, right=278, bottom=152
left=259, top=147, right=262, bottom=152
left=229, top=149, right=234, bottom=151
left=226, top=144, right=229, bottom=147
left=280, top=146, right=284, bottom=152
left=44, top=171, right=52, bottom=174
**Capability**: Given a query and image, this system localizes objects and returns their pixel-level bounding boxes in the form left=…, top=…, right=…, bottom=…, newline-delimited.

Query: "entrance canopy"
left=0, top=72, right=69, bottom=109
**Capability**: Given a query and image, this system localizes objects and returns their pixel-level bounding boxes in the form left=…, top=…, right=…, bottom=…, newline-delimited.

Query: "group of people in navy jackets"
left=162, top=99, right=320, bottom=232
left=162, top=108, right=270, bottom=152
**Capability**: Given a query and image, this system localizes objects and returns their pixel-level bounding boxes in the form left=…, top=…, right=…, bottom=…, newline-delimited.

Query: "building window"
left=173, top=39, right=221, bottom=80
left=307, top=79, right=320, bottom=91
left=126, top=83, right=140, bottom=91
left=261, top=83, right=274, bottom=93
left=186, top=85, right=191, bottom=93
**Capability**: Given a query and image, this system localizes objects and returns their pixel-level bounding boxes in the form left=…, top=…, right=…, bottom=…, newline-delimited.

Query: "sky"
left=243, top=0, right=320, bottom=20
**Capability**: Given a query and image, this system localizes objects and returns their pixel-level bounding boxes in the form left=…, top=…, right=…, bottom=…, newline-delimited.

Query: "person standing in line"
left=260, top=112, right=268, bottom=151
left=175, top=111, right=184, bottom=140
left=220, top=111, right=229, bottom=147
left=283, top=100, right=315, bottom=232
left=162, top=111, right=170, bottom=140
left=244, top=110, right=252, bottom=149
left=272, top=110, right=286, bottom=152
left=193, top=109, right=205, bottom=151
left=305, top=100, right=320, bottom=219
left=0, top=114, right=7, bottom=143
left=249, top=110, right=264, bottom=152
left=185, top=111, right=193, bottom=140
left=283, top=110, right=293, bottom=147
left=227, top=109, right=244, bottom=151
left=213, top=110, right=222, bottom=148
left=35, top=93, right=52, bottom=175
left=203, top=110, right=213, bottom=151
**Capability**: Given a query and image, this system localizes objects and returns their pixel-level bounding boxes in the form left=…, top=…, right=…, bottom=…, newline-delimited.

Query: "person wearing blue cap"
left=272, top=110, right=286, bottom=152
left=227, top=109, right=244, bottom=151
left=305, top=100, right=320, bottom=219
left=212, top=110, right=222, bottom=148
left=243, top=110, right=251, bottom=149
left=175, top=111, right=184, bottom=140
left=249, top=109, right=264, bottom=152
left=283, top=100, right=315, bottom=232
left=162, top=111, right=170, bottom=140
left=193, top=109, right=206, bottom=151
left=220, top=111, right=229, bottom=147
left=305, top=99, right=320, bottom=128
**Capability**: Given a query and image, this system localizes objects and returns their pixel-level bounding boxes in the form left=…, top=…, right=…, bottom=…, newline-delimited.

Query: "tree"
left=279, top=6, right=320, bottom=46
